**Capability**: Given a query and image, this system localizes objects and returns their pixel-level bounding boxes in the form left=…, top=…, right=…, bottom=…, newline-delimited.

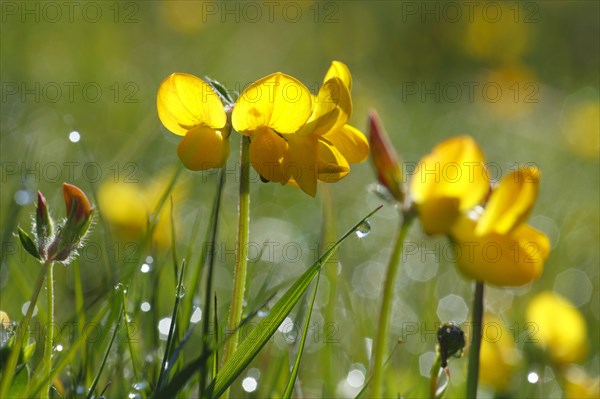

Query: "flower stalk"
left=41, top=261, right=55, bottom=399
left=370, top=214, right=413, bottom=398
left=221, top=135, right=251, bottom=393
left=466, top=281, right=484, bottom=398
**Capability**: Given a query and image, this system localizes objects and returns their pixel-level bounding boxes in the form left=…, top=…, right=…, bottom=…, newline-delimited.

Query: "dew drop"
left=132, top=381, right=148, bottom=391
left=355, top=221, right=371, bottom=238
left=114, top=283, right=127, bottom=293
left=528, top=371, right=539, bottom=384
left=177, top=285, right=186, bottom=299
left=257, top=309, right=269, bottom=318
left=68, top=131, right=81, bottom=143
left=140, top=302, right=151, bottom=312
left=140, top=263, right=151, bottom=273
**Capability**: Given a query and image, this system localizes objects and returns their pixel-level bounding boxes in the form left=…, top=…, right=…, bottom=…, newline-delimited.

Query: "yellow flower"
left=157, top=73, right=230, bottom=171
left=232, top=61, right=369, bottom=196
left=478, top=315, right=520, bottom=391
left=410, top=136, right=549, bottom=286
left=525, top=292, right=588, bottom=365
left=98, top=172, right=187, bottom=249
left=410, top=136, right=489, bottom=235
left=449, top=167, right=550, bottom=286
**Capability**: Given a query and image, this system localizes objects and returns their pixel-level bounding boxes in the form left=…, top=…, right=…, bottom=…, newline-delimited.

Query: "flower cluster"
left=157, top=61, right=369, bottom=196
left=370, top=116, right=550, bottom=286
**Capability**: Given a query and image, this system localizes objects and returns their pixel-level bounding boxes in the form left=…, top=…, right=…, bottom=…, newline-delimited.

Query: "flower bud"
left=35, top=191, right=53, bottom=259
left=437, top=322, right=466, bottom=368
left=46, top=183, right=94, bottom=263
left=369, top=110, right=405, bottom=203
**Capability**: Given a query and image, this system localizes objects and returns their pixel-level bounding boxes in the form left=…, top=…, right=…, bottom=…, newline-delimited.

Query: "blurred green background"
left=1, top=1, right=598, bottom=398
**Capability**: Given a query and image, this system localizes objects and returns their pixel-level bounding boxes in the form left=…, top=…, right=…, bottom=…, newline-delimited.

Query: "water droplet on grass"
left=114, top=283, right=127, bottom=293
left=355, top=221, right=371, bottom=238
left=177, top=285, right=186, bottom=299
left=132, top=381, right=148, bottom=391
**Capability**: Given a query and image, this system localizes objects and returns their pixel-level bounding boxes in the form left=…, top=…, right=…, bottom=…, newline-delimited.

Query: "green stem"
left=0, top=264, right=47, bottom=398
left=371, top=216, right=413, bottom=398
left=466, top=281, right=484, bottom=398
left=41, top=261, right=55, bottom=399
left=221, top=136, right=251, bottom=397
left=429, top=352, right=442, bottom=399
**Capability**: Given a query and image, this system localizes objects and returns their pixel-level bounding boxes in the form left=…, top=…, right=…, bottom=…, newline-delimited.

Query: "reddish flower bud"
left=36, top=191, right=53, bottom=258
left=369, top=110, right=405, bottom=203
left=62, top=183, right=92, bottom=222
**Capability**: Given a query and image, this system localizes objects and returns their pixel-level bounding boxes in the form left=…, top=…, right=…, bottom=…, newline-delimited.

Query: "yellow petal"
left=526, top=292, right=588, bottom=365
left=284, top=135, right=318, bottom=196
left=478, top=315, right=520, bottom=390
left=317, top=139, right=350, bottom=183
left=324, top=124, right=369, bottom=164
left=157, top=73, right=226, bottom=135
left=476, top=166, right=540, bottom=235
left=232, top=73, right=312, bottom=134
left=177, top=125, right=229, bottom=170
left=450, top=216, right=549, bottom=286
left=299, top=77, right=351, bottom=136
left=410, top=135, right=490, bottom=235
left=249, top=127, right=289, bottom=184
left=324, top=60, right=352, bottom=91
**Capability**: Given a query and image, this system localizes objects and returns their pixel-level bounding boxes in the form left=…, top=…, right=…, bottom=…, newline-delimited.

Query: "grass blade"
left=208, top=206, right=382, bottom=398
left=156, top=260, right=187, bottom=389
left=282, top=270, right=322, bottom=399
left=85, top=308, right=124, bottom=399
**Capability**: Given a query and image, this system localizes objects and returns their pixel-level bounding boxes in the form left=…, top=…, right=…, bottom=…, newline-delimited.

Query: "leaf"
left=17, top=227, right=40, bottom=260
left=7, top=364, right=29, bottom=398
left=282, top=271, right=322, bottom=398
left=208, top=206, right=382, bottom=398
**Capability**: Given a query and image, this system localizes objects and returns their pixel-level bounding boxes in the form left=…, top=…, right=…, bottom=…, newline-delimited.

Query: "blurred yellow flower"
left=478, top=315, right=521, bottom=391
left=232, top=61, right=369, bottom=196
left=564, top=366, right=600, bottom=399
left=410, top=136, right=549, bottom=285
left=463, top=2, right=532, bottom=63
left=479, top=64, right=539, bottom=120
left=562, top=100, right=600, bottom=160
left=157, top=73, right=230, bottom=171
left=160, top=1, right=206, bottom=34
left=98, top=173, right=187, bottom=249
left=526, top=291, right=588, bottom=365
